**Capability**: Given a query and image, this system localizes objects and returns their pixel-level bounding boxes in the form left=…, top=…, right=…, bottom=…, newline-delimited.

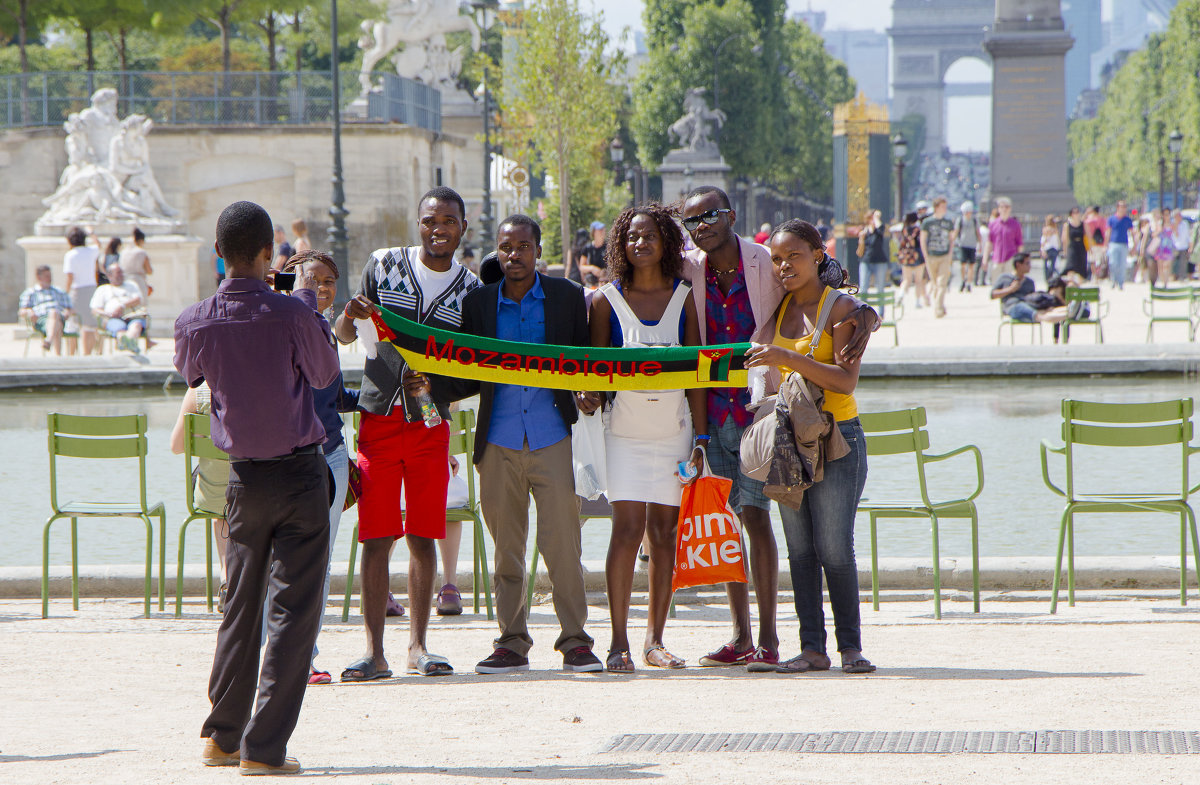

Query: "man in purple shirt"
left=175, top=201, right=340, bottom=776
left=983, top=196, right=1023, bottom=279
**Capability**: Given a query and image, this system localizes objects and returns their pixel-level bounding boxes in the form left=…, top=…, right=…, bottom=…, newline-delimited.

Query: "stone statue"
left=35, top=88, right=181, bottom=234
left=668, top=89, right=726, bottom=153
left=109, top=115, right=179, bottom=218
left=357, top=0, right=481, bottom=95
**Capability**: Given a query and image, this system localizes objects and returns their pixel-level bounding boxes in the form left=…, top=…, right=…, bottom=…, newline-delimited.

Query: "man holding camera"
left=175, top=200, right=340, bottom=776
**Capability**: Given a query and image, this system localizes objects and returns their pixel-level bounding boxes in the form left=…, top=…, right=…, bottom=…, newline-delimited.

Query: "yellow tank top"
left=773, top=287, right=858, bottom=421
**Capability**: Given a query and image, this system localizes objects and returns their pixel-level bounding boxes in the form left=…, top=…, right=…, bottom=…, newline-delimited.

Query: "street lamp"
left=1158, top=155, right=1166, bottom=213
left=609, top=137, right=624, bottom=186
left=892, top=133, right=908, bottom=221
left=1169, top=129, right=1183, bottom=211
left=464, top=0, right=499, bottom=252
left=328, top=0, right=350, bottom=310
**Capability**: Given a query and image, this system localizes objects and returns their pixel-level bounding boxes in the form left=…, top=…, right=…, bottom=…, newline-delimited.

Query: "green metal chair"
left=43, top=413, right=167, bottom=618
left=342, top=409, right=493, bottom=621
left=857, top=407, right=984, bottom=619
left=997, top=312, right=1043, bottom=345
left=863, top=289, right=902, bottom=347
left=1143, top=288, right=1198, bottom=342
left=1061, top=287, right=1106, bottom=344
left=1040, top=398, right=1200, bottom=613
left=175, top=413, right=229, bottom=617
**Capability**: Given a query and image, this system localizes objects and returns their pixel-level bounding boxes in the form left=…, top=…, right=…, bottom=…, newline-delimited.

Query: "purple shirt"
left=704, top=258, right=755, bottom=429
left=987, top=216, right=1023, bottom=265
left=173, top=278, right=340, bottom=459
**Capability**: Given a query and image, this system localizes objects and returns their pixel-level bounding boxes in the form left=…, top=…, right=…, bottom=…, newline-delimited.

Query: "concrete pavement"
left=2, top=593, right=1198, bottom=784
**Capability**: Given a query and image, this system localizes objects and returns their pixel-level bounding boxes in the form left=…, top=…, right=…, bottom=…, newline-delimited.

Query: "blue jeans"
left=779, top=419, right=867, bottom=654
left=858, top=261, right=889, bottom=301
left=1107, top=243, right=1128, bottom=288
left=311, top=441, right=348, bottom=664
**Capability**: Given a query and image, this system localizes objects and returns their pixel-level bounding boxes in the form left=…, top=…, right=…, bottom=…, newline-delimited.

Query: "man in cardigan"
left=680, top=186, right=879, bottom=673
left=433, top=214, right=602, bottom=674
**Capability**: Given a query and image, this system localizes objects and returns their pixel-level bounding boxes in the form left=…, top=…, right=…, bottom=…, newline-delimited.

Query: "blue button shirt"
left=488, top=275, right=569, bottom=451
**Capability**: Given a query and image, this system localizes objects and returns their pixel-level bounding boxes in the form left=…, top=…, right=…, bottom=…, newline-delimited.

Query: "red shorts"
left=356, top=410, right=449, bottom=541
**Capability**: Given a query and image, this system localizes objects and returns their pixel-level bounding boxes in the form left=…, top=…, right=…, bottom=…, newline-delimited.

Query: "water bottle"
left=414, top=388, right=443, bottom=428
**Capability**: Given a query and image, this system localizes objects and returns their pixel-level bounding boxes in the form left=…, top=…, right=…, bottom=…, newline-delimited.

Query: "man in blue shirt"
left=434, top=214, right=601, bottom=674
left=1105, top=199, right=1135, bottom=290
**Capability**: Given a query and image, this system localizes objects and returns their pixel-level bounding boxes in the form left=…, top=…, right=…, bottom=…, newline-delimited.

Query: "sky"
left=594, top=0, right=895, bottom=42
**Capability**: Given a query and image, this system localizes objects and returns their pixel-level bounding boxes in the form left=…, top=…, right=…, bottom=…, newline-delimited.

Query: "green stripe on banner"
left=373, top=304, right=752, bottom=392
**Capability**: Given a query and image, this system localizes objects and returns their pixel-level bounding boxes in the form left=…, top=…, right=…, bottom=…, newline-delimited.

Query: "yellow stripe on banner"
left=397, top=346, right=750, bottom=392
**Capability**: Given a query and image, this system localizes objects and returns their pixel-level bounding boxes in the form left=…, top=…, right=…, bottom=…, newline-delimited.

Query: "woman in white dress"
left=588, top=203, right=706, bottom=673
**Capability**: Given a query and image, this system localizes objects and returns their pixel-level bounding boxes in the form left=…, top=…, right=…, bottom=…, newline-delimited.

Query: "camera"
left=273, top=272, right=296, bottom=292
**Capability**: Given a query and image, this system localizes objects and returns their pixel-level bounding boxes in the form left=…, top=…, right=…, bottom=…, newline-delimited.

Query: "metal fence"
left=0, top=70, right=441, bottom=132
left=367, top=74, right=442, bottom=131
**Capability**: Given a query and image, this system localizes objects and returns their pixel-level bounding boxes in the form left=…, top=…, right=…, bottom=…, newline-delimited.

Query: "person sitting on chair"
left=991, top=252, right=1068, bottom=326
left=90, top=261, right=147, bottom=352
left=19, top=265, right=73, bottom=355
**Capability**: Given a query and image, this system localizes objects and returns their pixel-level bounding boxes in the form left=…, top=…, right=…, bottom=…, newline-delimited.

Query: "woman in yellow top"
left=745, top=219, right=874, bottom=675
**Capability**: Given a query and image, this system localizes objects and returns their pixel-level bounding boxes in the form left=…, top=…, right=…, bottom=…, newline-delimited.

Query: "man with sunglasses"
left=679, top=186, right=879, bottom=670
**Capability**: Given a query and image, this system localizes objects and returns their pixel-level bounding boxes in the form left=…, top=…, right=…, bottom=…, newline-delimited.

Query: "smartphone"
left=273, top=272, right=296, bottom=292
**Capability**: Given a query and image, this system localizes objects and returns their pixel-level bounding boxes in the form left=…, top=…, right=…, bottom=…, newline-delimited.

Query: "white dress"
left=602, top=280, right=694, bottom=506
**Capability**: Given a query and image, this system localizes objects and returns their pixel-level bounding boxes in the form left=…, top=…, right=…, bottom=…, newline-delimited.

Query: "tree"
left=501, top=0, right=623, bottom=273
left=1068, top=0, right=1200, bottom=206
left=632, top=0, right=854, bottom=200
left=50, top=0, right=148, bottom=71
left=0, top=0, right=50, bottom=75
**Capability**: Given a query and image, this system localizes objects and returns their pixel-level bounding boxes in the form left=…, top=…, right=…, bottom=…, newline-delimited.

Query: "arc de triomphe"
left=888, top=0, right=995, bottom=155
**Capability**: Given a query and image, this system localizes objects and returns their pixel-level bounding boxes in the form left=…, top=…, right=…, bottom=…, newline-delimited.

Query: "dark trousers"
left=202, top=453, right=330, bottom=766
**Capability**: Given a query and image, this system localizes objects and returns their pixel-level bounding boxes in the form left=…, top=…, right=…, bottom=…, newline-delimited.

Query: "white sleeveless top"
left=601, top=279, right=691, bottom=348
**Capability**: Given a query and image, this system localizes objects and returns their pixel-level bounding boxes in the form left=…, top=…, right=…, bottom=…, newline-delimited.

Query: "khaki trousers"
left=479, top=436, right=592, bottom=656
left=926, top=252, right=953, bottom=316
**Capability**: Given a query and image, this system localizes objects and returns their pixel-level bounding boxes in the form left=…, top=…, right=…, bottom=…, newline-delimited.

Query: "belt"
left=230, top=444, right=323, bottom=463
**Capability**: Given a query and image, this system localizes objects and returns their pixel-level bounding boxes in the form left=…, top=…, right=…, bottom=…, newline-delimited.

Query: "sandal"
left=436, top=584, right=463, bottom=616
left=308, top=668, right=332, bottom=685
left=340, top=656, right=392, bottom=682
left=606, top=649, right=635, bottom=674
left=409, top=653, right=454, bottom=676
left=643, top=645, right=685, bottom=669
left=385, top=592, right=406, bottom=617
left=775, top=650, right=831, bottom=674
left=841, top=650, right=876, bottom=674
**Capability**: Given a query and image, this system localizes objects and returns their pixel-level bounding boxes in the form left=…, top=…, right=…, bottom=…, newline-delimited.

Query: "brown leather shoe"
left=201, top=738, right=240, bottom=767
left=239, top=756, right=300, bottom=776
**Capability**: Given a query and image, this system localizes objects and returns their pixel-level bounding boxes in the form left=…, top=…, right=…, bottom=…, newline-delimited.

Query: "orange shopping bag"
left=672, top=467, right=748, bottom=592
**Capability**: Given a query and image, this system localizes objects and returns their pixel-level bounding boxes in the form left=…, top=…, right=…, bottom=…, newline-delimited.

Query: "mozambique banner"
left=367, top=305, right=751, bottom=392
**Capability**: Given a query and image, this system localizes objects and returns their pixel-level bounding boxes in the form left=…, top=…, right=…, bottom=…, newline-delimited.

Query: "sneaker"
left=475, top=647, right=529, bottom=674
left=698, top=643, right=754, bottom=667
left=745, top=647, right=781, bottom=673
left=562, top=646, right=603, bottom=673
left=201, top=738, right=240, bottom=767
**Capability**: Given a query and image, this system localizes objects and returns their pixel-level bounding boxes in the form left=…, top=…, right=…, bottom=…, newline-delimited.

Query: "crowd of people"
left=179, top=187, right=881, bottom=774
left=853, top=194, right=1200, bottom=338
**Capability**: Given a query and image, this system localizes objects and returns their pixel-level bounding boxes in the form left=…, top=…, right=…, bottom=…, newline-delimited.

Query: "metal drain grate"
left=600, top=731, right=1200, bottom=754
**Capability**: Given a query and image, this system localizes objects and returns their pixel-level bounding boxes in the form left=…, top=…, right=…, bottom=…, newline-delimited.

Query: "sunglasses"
left=681, top=208, right=732, bottom=231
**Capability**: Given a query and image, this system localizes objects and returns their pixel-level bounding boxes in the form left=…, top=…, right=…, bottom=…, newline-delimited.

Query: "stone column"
left=984, top=0, right=1075, bottom=216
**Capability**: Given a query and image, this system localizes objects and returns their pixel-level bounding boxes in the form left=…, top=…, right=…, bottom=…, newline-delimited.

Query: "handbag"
left=571, top=410, right=607, bottom=501
left=672, top=452, right=747, bottom=591
left=738, top=290, right=841, bottom=481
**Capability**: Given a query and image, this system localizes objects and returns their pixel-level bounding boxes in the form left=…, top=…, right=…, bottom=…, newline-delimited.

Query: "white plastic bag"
left=572, top=411, right=607, bottom=501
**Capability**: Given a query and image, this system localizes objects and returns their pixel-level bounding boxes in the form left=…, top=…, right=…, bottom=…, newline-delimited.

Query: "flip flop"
left=842, top=656, right=876, bottom=674
left=308, top=669, right=332, bottom=685
left=775, top=655, right=815, bottom=674
left=340, top=656, right=392, bottom=682
left=410, top=653, right=454, bottom=676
